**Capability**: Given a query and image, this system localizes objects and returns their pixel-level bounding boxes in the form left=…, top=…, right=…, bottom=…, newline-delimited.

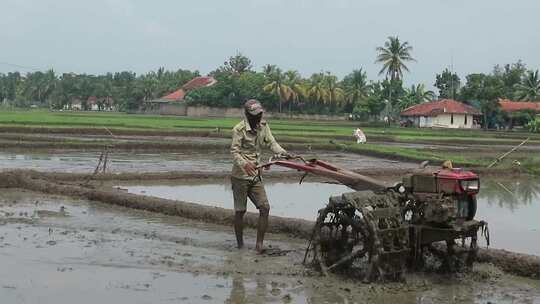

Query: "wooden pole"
left=487, top=137, right=529, bottom=168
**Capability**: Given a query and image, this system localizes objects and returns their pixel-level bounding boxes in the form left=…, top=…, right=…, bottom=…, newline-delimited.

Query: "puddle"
left=0, top=190, right=308, bottom=303
left=122, top=176, right=540, bottom=256
left=0, top=151, right=416, bottom=173
left=123, top=182, right=350, bottom=220
left=0, top=151, right=231, bottom=173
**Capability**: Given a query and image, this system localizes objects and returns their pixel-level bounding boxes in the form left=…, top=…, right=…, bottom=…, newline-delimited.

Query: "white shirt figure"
left=354, top=128, right=366, bottom=144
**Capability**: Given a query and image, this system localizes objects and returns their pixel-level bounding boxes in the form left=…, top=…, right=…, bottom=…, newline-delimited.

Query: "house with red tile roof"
left=150, top=76, right=217, bottom=103
left=144, top=76, right=217, bottom=115
left=400, top=99, right=481, bottom=129
left=160, top=89, right=186, bottom=102
left=498, top=99, right=540, bottom=128
left=499, top=99, right=540, bottom=113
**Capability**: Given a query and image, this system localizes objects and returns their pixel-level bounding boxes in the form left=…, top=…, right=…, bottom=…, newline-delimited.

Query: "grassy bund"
left=1, top=110, right=539, bottom=173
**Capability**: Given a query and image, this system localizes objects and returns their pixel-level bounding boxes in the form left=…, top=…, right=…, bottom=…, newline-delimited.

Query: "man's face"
left=246, top=112, right=263, bottom=129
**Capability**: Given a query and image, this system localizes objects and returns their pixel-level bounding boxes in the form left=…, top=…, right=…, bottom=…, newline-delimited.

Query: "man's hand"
left=243, top=162, right=258, bottom=176
left=279, top=152, right=297, bottom=160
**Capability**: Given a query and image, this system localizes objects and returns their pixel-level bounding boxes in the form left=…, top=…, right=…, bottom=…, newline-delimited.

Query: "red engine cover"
left=436, top=169, right=479, bottom=194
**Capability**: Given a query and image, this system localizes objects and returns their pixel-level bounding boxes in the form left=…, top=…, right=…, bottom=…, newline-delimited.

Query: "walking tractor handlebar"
left=257, top=154, right=389, bottom=191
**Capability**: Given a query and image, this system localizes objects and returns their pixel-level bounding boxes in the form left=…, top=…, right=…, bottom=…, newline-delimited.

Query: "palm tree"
left=284, top=70, right=306, bottom=114
left=375, top=36, right=416, bottom=81
left=307, top=72, right=328, bottom=104
left=263, top=64, right=279, bottom=78
left=343, top=69, right=369, bottom=104
left=397, top=84, right=434, bottom=111
left=515, top=70, right=540, bottom=101
left=324, top=73, right=345, bottom=106
left=409, top=84, right=435, bottom=102
left=263, top=67, right=293, bottom=113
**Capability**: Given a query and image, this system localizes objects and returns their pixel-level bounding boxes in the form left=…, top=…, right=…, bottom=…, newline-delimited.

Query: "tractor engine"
left=402, top=168, right=480, bottom=225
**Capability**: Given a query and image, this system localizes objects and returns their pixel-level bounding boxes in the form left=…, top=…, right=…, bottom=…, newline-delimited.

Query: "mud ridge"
left=0, top=171, right=313, bottom=239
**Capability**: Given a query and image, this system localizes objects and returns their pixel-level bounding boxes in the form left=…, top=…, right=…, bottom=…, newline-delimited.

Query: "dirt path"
left=1, top=189, right=539, bottom=304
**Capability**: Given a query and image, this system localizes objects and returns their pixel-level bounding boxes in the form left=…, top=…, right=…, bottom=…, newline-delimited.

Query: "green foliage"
left=342, top=69, right=369, bottom=104
left=434, top=68, right=460, bottom=99
left=460, top=73, right=504, bottom=129
left=397, top=84, right=435, bottom=111
left=352, top=82, right=386, bottom=119
left=375, top=36, right=415, bottom=81
left=514, top=70, right=540, bottom=101
left=493, top=61, right=527, bottom=99
left=526, top=118, right=540, bottom=133
left=217, top=52, right=252, bottom=75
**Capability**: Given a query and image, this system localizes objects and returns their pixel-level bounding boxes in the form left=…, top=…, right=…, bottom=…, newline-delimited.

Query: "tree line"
left=1, top=36, right=539, bottom=123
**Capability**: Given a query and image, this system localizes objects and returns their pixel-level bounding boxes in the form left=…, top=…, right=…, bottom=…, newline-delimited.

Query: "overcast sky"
left=1, top=0, right=539, bottom=88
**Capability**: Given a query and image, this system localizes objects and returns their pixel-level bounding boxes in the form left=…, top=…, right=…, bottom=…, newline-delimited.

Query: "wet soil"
left=0, top=150, right=418, bottom=173
left=3, top=169, right=540, bottom=280
left=1, top=189, right=539, bottom=303
left=118, top=176, right=540, bottom=256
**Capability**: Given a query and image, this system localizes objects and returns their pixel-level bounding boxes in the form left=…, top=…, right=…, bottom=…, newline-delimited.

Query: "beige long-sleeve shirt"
left=230, top=119, right=286, bottom=179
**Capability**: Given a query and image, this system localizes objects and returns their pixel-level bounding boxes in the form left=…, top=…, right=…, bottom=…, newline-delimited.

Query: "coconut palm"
left=409, top=84, right=435, bottom=102
left=375, top=36, right=416, bottom=81
left=324, top=73, right=345, bottom=106
left=515, top=70, right=540, bottom=101
left=307, top=72, right=328, bottom=104
left=262, top=67, right=293, bottom=113
left=397, top=84, right=434, bottom=111
left=283, top=70, right=306, bottom=114
left=343, top=69, right=369, bottom=104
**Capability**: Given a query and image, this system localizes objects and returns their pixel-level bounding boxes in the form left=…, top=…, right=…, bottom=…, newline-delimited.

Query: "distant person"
left=442, top=160, right=453, bottom=170
left=230, top=99, right=292, bottom=253
left=354, top=127, right=366, bottom=144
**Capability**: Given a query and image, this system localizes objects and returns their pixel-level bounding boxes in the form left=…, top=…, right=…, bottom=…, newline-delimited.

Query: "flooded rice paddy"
left=0, top=151, right=416, bottom=173
left=121, top=176, right=540, bottom=256
left=1, top=190, right=539, bottom=304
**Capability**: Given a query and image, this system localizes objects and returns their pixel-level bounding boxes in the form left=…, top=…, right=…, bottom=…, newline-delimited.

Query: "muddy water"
left=122, top=176, right=540, bottom=256
left=0, top=151, right=416, bottom=173
left=1, top=190, right=539, bottom=303
left=476, top=178, right=540, bottom=256
left=0, top=190, right=309, bottom=303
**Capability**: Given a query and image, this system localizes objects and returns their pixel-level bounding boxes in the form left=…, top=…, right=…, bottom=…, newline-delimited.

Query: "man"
left=230, top=99, right=290, bottom=253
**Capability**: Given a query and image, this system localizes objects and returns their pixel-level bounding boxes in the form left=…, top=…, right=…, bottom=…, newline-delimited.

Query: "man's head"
left=244, top=99, right=264, bottom=129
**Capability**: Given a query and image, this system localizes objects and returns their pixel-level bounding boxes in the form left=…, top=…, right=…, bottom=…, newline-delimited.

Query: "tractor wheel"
left=305, top=191, right=409, bottom=282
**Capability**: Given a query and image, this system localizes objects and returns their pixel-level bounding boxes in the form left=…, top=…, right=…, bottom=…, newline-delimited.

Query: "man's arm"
left=263, top=125, right=286, bottom=155
left=231, top=128, right=248, bottom=168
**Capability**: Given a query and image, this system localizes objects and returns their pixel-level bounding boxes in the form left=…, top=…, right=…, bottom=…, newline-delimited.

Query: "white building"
left=400, top=99, right=481, bottom=129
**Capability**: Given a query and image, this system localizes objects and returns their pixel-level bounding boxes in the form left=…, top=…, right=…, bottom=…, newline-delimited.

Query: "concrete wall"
left=143, top=103, right=346, bottom=120
left=160, top=103, right=188, bottom=116
left=433, top=113, right=474, bottom=129
left=405, top=114, right=478, bottom=129
left=186, top=106, right=243, bottom=118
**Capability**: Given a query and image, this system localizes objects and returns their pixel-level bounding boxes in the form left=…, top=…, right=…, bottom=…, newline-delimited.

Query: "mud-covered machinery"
left=260, top=157, right=489, bottom=281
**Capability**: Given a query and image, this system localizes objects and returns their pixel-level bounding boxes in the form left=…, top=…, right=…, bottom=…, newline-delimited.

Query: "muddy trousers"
left=231, top=176, right=270, bottom=213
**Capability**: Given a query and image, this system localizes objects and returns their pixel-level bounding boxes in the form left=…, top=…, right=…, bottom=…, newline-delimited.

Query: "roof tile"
left=400, top=99, right=480, bottom=116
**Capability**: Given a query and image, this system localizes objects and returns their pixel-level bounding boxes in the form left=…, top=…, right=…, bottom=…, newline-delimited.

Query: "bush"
left=526, top=118, right=540, bottom=133
left=523, top=157, right=540, bottom=175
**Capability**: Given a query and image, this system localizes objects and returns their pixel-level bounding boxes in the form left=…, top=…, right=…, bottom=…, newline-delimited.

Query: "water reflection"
left=476, top=176, right=540, bottom=255
left=479, top=178, right=540, bottom=211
